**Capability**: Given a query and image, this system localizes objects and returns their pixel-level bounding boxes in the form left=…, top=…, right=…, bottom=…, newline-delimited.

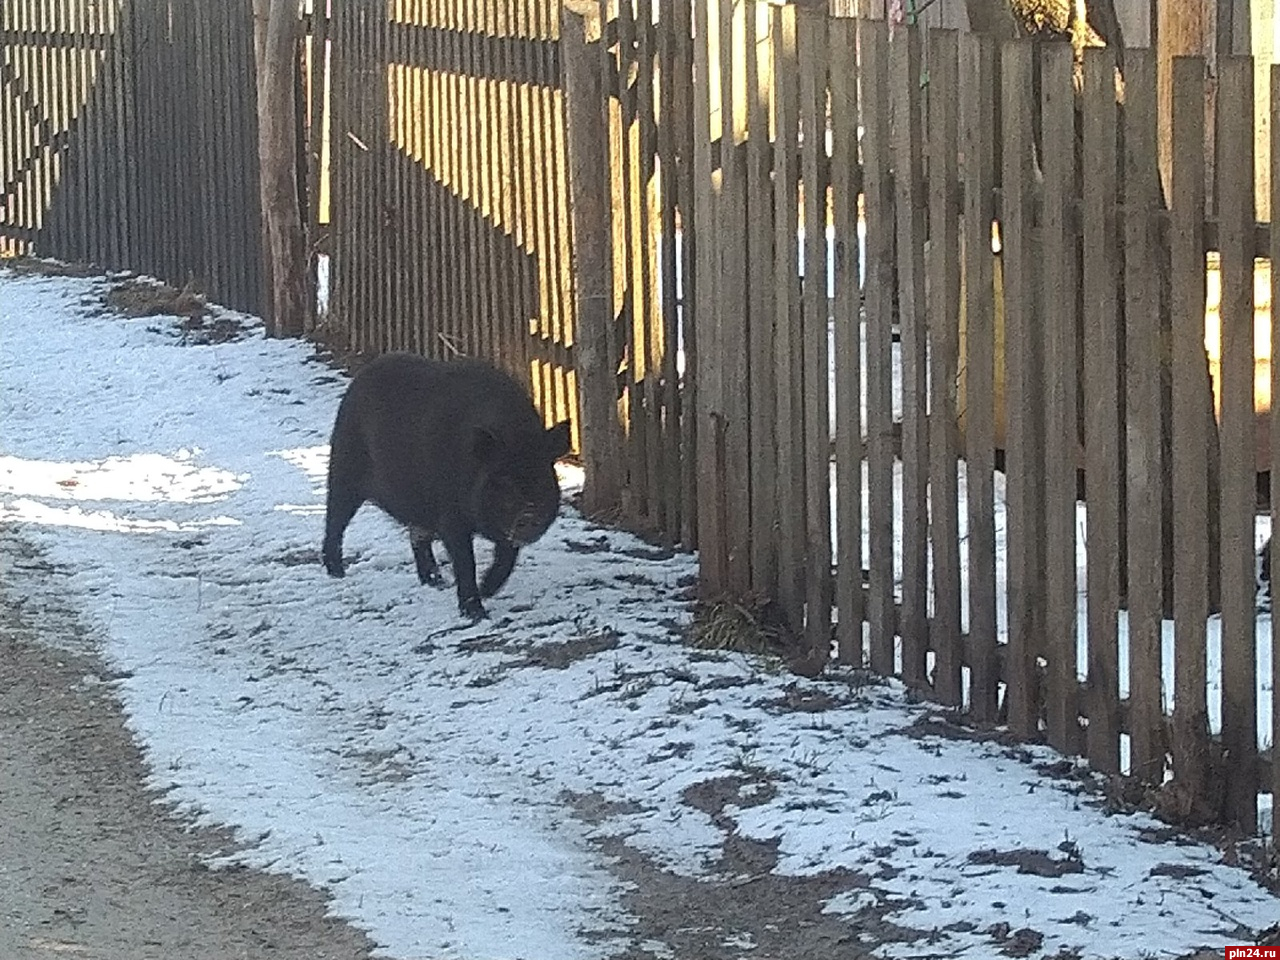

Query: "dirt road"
left=0, top=573, right=378, bottom=960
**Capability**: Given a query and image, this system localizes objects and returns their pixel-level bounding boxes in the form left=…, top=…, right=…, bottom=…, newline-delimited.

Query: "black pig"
left=322, top=353, right=570, bottom=620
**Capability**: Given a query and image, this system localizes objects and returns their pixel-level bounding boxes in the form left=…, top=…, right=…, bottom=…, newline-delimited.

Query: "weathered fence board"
left=799, top=9, right=831, bottom=664
left=747, top=0, right=777, bottom=597
left=830, top=14, right=862, bottom=667
left=1122, top=48, right=1165, bottom=782
left=861, top=17, right=895, bottom=677
left=771, top=2, right=803, bottom=627
left=1001, top=39, right=1040, bottom=739
left=1218, top=55, right=1259, bottom=829
left=893, top=24, right=929, bottom=689
left=927, top=28, right=962, bottom=705
left=1170, top=54, right=1211, bottom=810
left=1082, top=46, right=1123, bottom=774
left=960, top=33, right=1000, bottom=722
left=1039, top=41, right=1080, bottom=755
left=1272, top=61, right=1280, bottom=814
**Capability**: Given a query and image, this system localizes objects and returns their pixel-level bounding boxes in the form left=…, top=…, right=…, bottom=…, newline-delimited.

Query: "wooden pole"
left=562, top=0, right=621, bottom=516
left=255, top=0, right=311, bottom=337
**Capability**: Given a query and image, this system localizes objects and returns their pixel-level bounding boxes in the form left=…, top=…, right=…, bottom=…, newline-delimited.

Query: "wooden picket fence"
left=6, top=0, right=1280, bottom=833
left=0, top=0, right=265, bottom=315
left=565, top=1, right=1280, bottom=830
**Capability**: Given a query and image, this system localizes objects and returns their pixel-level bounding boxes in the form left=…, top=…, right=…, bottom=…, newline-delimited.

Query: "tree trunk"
left=254, top=0, right=310, bottom=338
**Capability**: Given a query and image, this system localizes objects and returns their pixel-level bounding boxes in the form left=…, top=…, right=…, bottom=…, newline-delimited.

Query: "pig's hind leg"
left=322, top=405, right=370, bottom=578
left=409, top=526, right=444, bottom=587
left=322, top=476, right=365, bottom=579
left=480, top=540, right=519, bottom=598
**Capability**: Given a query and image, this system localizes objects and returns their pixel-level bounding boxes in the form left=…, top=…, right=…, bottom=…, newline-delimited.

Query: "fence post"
left=562, top=0, right=622, bottom=516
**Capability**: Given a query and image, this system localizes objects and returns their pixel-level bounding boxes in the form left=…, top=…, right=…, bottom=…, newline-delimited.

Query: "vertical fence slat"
left=114, top=0, right=135, bottom=268
left=830, top=14, right=862, bottom=666
left=474, top=2, right=493, bottom=362
left=1217, top=54, right=1259, bottom=830
left=495, top=0, right=515, bottom=372
left=717, top=0, right=751, bottom=593
left=1170, top=52, right=1211, bottom=821
left=927, top=28, right=961, bottom=704
left=133, top=1, right=154, bottom=280
left=44, top=0, right=63, bottom=254
left=1000, top=39, right=1041, bottom=738
left=1122, top=48, right=1165, bottom=782
left=209, top=1, right=232, bottom=306
left=461, top=3, right=479, bottom=357
left=799, top=8, right=830, bottom=666
left=416, top=2, right=431, bottom=354
left=675, top=0, right=697, bottom=548
left=746, top=0, right=775, bottom=592
left=84, top=0, right=104, bottom=264
left=72, top=0, right=88, bottom=260
left=656, top=1, right=681, bottom=542
left=893, top=24, right=928, bottom=687
left=388, top=19, right=404, bottom=352
left=352, top=0, right=370, bottom=350
left=1082, top=46, right=1123, bottom=774
left=694, top=0, right=726, bottom=594
left=1040, top=41, right=1080, bottom=755
left=536, top=1, right=558, bottom=424
left=69, top=0, right=88, bottom=262
left=771, top=3, right=801, bottom=627
left=637, top=0, right=663, bottom=524
left=554, top=12, right=578, bottom=447
left=1271, top=60, right=1280, bottom=822
left=0, top=3, right=15, bottom=254
left=444, top=2, right=462, bottom=358
left=429, top=0, right=447, bottom=357
left=614, top=0, right=641, bottom=514
left=2, top=4, right=18, bottom=252
left=862, top=17, right=895, bottom=675
left=38, top=0, right=56, bottom=251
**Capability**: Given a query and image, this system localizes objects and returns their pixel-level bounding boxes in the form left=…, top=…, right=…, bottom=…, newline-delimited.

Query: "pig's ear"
left=472, top=426, right=501, bottom=463
left=544, top=421, right=571, bottom=460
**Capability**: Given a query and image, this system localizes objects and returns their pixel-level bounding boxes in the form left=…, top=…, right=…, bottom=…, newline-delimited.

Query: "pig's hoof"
left=323, top=556, right=345, bottom=578
left=420, top=570, right=445, bottom=588
left=459, top=596, right=488, bottom=621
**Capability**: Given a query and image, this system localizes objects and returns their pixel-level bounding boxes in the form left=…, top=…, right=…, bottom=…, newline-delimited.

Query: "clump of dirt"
left=761, top=681, right=853, bottom=714
left=558, top=790, right=645, bottom=824
left=984, top=922, right=1045, bottom=958
left=681, top=774, right=779, bottom=821
left=514, top=628, right=620, bottom=669
left=967, top=846, right=1085, bottom=878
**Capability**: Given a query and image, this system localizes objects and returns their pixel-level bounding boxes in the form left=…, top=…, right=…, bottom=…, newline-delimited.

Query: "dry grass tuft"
left=1, top=255, right=100, bottom=278
left=105, top=277, right=207, bottom=319
left=688, top=599, right=791, bottom=656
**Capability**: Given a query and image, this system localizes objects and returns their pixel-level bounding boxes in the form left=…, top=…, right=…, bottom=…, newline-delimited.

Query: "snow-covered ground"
left=3, top=265, right=1280, bottom=959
